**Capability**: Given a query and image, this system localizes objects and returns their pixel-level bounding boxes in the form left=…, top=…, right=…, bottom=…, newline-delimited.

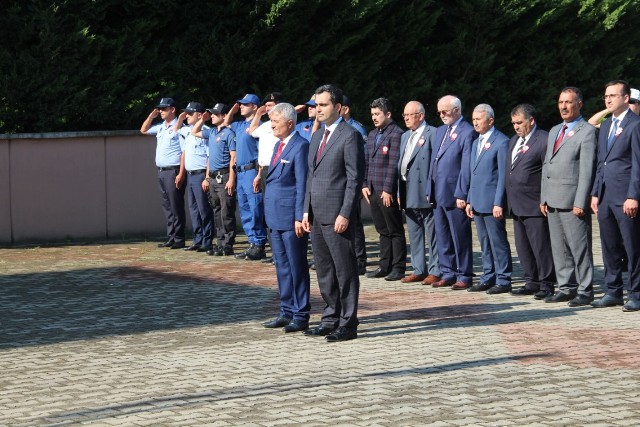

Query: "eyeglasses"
left=602, top=94, right=622, bottom=100
left=438, top=107, right=457, bottom=115
left=402, top=112, right=422, bottom=118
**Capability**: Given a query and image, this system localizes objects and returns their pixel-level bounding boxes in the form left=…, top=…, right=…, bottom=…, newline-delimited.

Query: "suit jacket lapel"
left=411, top=127, right=430, bottom=162
left=316, top=121, right=343, bottom=166
left=605, top=114, right=629, bottom=158
left=552, top=120, right=583, bottom=158
left=474, top=132, right=492, bottom=170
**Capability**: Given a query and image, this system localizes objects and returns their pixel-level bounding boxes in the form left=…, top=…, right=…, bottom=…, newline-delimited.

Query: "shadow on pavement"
left=0, top=266, right=279, bottom=349
left=39, top=353, right=554, bottom=426
left=357, top=300, right=578, bottom=338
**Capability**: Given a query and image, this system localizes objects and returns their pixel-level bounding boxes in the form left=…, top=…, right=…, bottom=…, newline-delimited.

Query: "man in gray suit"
left=397, top=101, right=440, bottom=284
left=540, top=86, right=597, bottom=307
left=302, top=84, right=365, bottom=342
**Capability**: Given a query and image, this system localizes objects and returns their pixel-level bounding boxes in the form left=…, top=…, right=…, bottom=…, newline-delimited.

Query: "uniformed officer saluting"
left=192, top=103, right=238, bottom=256
left=174, top=101, right=214, bottom=253
left=140, top=97, right=187, bottom=249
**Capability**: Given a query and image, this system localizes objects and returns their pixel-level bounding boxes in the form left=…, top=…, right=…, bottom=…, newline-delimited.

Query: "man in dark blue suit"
left=261, top=103, right=311, bottom=332
left=427, top=95, right=476, bottom=289
left=465, top=104, right=512, bottom=294
left=506, top=104, right=556, bottom=300
left=591, top=80, right=640, bottom=311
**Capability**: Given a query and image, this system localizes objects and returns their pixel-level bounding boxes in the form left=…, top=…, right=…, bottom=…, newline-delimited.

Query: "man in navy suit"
left=427, top=95, right=476, bottom=289
left=591, top=80, right=640, bottom=312
left=506, top=104, right=556, bottom=300
left=362, top=97, right=406, bottom=281
left=398, top=101, right=440, bottom=285
left=302, top=84, right=365, bottom=342
left=261, top=103, right=311, bottom=332
left=465, top=104, right=512, bottom=294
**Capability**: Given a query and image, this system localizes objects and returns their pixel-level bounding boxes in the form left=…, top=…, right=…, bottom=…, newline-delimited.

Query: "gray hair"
left=473, top=103, right=495, bottom=119
left=439, top=95, right=462, bottom=110
left=269, top=102, right=297, bottom=126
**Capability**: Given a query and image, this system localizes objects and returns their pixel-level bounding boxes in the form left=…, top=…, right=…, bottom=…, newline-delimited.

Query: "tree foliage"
left=1, top=0, right=638, bottom=134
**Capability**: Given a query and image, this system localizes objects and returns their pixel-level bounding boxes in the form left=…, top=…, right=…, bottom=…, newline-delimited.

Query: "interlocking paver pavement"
left=1, top=219, right=640, bottom=426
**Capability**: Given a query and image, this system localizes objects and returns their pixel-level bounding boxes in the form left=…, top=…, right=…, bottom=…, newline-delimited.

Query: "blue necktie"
left=607, top=117, right=619, bottom=150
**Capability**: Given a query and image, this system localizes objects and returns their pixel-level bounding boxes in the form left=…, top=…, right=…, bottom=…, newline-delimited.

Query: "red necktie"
left=553, top=124, right=567, bottom=154
left=272, top=140, right=284, bottom=166
left=315, top=129, right=331, bottom=163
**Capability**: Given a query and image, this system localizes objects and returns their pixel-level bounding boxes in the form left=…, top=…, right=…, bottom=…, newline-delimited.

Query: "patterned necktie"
left=436, top=125, right=452, bottom=158
left=400, top=131, right=417, bottom=177
left=477, top=136, right=484, bottom=157
left=271, top=140, right=284, bottom=166
left=512, top=137, right=526, bottom=165
left=315, top=129, right=330, bottom=163
left=607, top=118, right=619, bottom=150
left=553, top=124, right=567, bottom=154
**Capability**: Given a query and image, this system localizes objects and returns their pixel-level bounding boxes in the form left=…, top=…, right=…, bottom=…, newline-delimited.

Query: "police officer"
left=341, top=95, right=368, bottom=139
left=140, top=97, right=186, bottom=249
left=223, top=94, right=268, bottom=260
left=295, top=97, right=317, bottom=142
left=192, top=103, right=237, bottom=256
left=174, top=101, right=214, bottom=252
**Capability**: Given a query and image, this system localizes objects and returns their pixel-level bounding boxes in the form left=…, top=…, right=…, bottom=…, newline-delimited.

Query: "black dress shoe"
left=366, top=267, right=388, bottom=278
left=184, top=244, right=201, bottom=251
left=170, top=242, right=186, bottom=249
left=534, top=290, right=553, bottom=300
left=544, top=291, right=574, bottom=303
left=303, top=325, right=337, bottom=336
left=486, top=285, right=512, bottom=295
left=325, top=326, right=357, bottom=342
left=591, top=294, right=624, bottom=308
left=261, top=256, right=274, bottom=264
left=222, top=246, right=234, bottom=256
left=468, top=282, right=494, bottom=292
left=197, top=246, right=212, bottom=253
left=568, top=294, right=593, bottom=307
left=262, top=316, right=292, bottom=328
left=207, top=246, right=223, bottom=256
left=283, top=319, right=309, bottom=333
left=235, top=246, right=252, bottom=259
left=623, top=298, right=640, bottom=312
left=511, top=287, right=536, bottom=296
left=246, top=244, right=266, bottom=260
left=384, top=271, right=405, bottom=281
left=158, top=240, right=174, bottom=248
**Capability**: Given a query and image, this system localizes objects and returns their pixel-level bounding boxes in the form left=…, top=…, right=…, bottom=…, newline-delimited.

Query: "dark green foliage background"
left=1, top=0, right=637, bottom=134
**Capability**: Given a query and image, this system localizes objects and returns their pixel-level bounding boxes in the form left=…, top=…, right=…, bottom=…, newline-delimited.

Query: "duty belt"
left=233, top=161, right=257, bottom=172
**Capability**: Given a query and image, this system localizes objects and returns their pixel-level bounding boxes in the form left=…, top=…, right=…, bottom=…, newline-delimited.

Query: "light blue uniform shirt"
left=178, top=125, right=209, bottom=171
left=203, top=126, right=236, bottom=171
left=230, top=120, right=258, bottom=165
left=147, top=118, right=182, bottom=167
left=347, top=117, right=368, bottom=140
left=296, top=118, right=315, bottom=142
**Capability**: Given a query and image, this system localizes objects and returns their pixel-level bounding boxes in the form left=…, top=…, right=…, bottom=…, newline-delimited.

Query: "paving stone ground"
left=1, top=219, right=639, bottom=426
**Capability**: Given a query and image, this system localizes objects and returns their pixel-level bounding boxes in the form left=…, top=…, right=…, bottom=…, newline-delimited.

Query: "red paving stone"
left=498, top=323, right=640, bottom=369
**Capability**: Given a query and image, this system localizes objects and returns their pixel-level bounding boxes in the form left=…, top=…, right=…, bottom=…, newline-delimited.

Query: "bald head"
left=403, top=101, right=426, bottom=131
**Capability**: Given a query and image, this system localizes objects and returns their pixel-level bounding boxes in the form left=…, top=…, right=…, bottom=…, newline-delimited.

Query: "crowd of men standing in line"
left=141, top=80, right=640, bottom=341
